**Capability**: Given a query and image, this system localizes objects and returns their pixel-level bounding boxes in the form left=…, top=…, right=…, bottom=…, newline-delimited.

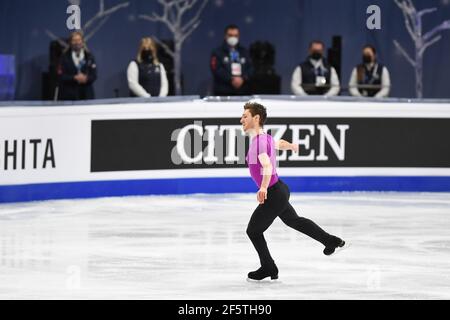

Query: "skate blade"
left=246, top=277, right=279, bottom=283
left=330, top=241, right=350, bottom=256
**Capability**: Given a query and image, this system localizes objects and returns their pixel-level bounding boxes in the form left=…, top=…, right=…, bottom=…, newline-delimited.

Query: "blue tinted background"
left=1, top=0, right=450, bottom=100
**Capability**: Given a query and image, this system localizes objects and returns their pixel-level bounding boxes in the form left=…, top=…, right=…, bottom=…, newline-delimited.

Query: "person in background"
left=291, top=40, right=340, bottom=96
left=57, top=31, right=97, bottom=100
left=210, top=24, right=252, bottom=96
left=348, top=45, right=391, bottom=98
left=127, top=37, right=169, bottom=97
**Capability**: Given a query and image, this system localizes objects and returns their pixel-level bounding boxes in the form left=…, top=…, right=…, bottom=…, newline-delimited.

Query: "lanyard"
left=230, top=50, right=240, bottom=62
left=76, top=59, right=86, bottom=72
left=364, top=64, right=379, bottom=84
left=315, top=67, right=324, bottom=77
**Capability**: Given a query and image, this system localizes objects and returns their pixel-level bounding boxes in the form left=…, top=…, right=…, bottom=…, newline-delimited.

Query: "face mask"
left=141, top=50, right=153, bottom=62
left=310, top=51, right=322, bottom=60
left=72, top=43, right=83, bottom=52
left=226, top=36, right=239, bottom=47
left=363, top=54, right=372, bottom=64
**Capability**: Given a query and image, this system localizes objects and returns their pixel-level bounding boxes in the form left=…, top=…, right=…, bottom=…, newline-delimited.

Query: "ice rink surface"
left=0, top=192, right=449, bottom=299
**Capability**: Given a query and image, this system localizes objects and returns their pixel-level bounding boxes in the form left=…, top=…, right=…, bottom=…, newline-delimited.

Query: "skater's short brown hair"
left=244, top=102, right=267, bottom=126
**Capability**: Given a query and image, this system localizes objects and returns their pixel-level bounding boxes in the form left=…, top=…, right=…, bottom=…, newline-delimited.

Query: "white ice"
left=0, top=192, right=449, bottom=299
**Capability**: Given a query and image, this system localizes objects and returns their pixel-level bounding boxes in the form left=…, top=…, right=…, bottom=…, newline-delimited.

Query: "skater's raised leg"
left=278, top=180, right=345, bottom=254
left=279, top=202, right=332, bottom=245
left=279, top=202, right=345, bottom=255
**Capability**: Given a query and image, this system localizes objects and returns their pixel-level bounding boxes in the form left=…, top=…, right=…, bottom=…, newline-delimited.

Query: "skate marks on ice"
left=0, top=192, right=449, bottom=299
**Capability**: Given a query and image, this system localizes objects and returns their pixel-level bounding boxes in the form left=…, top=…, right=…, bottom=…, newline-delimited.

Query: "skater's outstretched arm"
left=275, top=139, right=299, bottom=152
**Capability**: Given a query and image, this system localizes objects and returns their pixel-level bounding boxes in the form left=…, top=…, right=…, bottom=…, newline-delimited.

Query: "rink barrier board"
left=1, top=176, right=450, bottom=203
left=1, top=97, right=450, bottom=203
left=91, top=117, right=450, bottom=171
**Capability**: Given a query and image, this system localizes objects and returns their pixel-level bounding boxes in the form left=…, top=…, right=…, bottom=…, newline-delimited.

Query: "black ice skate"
left=247, top=264, right=279, bottom=281
left=323, top=236, right=346, bottom=255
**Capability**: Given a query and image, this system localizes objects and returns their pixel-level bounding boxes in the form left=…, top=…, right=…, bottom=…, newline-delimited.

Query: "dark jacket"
left=210, top=41, right=252, bottom=96
left=57, top=49, right=97, bottom=100
left=356, top=63, right=384, bottom=97
left=299, top=59, right=332, bottom=95
left=129, top=59, right=162, bottom=97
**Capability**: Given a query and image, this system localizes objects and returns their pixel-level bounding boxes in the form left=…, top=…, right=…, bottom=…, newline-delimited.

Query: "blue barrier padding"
left=1, top=176, right=450, bottom=203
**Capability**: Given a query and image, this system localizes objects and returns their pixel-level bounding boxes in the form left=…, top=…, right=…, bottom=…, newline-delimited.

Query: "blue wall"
left=2, top=176, right=450, bottom=203
left=1, top=0, right=450, bottom=100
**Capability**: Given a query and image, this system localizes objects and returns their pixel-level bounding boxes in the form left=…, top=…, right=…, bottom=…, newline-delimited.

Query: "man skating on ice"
left=240, top=102, right=345, bottom=281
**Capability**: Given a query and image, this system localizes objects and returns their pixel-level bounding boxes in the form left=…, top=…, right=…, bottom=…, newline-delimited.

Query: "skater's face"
left=240, top=109, right=259, bottom=133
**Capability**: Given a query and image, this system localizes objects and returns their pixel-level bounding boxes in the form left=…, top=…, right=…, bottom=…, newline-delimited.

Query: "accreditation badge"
left=316, top=76, right=327, bottom=87
left=231, top=62, right=242, bottom=76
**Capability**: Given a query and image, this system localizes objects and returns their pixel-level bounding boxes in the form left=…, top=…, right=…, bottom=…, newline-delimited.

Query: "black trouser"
left=246, top=179, right=333, bottom=267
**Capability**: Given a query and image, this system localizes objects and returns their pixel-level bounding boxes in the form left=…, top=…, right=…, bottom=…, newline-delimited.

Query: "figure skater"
left=240, top=101, right=345, bottom=281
